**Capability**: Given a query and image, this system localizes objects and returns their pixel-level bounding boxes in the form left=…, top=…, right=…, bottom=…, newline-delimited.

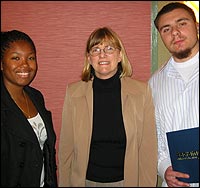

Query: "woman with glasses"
left=58, top=27, right=157, bottom=187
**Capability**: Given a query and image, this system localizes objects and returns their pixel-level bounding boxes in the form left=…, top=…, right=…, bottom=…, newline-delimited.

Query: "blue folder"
left=166, top=127, right=199, bottom=183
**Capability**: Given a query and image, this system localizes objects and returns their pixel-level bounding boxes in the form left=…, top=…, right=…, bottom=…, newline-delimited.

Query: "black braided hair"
left=1, top=30, right=36, bottom=60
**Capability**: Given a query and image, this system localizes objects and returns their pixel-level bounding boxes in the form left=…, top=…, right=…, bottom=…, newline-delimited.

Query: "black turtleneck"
left=86, top=71, right=126, bottom=183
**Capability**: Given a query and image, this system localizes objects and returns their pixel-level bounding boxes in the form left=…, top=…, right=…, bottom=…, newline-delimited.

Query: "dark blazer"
left=1, top=79, right=58, bottom=187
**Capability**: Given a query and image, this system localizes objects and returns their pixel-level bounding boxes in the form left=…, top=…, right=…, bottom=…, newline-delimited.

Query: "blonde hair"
left=81, top=27, right=132, bottom=81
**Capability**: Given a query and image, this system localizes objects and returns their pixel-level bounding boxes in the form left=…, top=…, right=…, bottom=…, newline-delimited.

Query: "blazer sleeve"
left=139, top=84, right=158, bottom=186
left=58, top=86, right=74, bottom=186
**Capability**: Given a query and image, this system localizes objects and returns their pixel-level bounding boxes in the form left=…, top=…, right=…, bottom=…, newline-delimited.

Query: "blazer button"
left=19, top=142, right=26, bottom=147
left=34, top=163, right=39, bottom=168
left=19, top=162, right=24, bottom=168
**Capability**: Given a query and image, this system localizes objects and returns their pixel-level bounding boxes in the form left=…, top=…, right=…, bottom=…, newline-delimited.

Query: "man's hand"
left=165, top=166, right=190, bottom=187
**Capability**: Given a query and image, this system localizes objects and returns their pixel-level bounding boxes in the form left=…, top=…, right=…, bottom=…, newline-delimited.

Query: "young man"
left=149, top=2, right=199, bottom=187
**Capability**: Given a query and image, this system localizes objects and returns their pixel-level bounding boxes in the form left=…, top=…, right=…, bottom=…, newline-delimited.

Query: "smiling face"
left=88, top=42, right=122, bottom=79
left=1, top=40, right=37, bottom=89
left=157, top=8, right=199, bottom=62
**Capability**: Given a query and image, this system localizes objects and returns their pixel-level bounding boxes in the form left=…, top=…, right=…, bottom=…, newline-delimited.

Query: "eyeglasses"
left=89, top=46, right=117, bottom=57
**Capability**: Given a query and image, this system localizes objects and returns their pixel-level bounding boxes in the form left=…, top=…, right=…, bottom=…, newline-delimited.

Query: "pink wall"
left=1, top=0, right=152, bottom=169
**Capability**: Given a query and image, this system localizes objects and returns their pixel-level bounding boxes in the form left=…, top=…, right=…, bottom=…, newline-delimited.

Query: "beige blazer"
left=58, top=77, right=157, bottom=187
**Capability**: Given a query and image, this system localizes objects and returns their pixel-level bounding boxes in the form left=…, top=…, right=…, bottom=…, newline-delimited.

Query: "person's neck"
left=173, top=40, right=199, bottom=62
left=173, top=50, right=199, bottom=63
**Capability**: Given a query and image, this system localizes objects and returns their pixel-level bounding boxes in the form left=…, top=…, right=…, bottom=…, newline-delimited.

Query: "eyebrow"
left=10, top=51, right=36, bottom=56
left=92, top=44, right=111, bottom=48
left=159, top=17, right=190, bottom=32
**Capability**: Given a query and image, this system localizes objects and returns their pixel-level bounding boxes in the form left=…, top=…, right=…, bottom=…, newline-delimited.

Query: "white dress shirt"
left=149, top=52, right=199, bottom=187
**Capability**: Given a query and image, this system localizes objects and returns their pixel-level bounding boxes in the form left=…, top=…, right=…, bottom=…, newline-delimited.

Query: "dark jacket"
left=1, top=78, right=58, bottom=187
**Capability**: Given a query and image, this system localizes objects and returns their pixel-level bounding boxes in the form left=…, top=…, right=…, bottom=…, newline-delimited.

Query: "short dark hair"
left=1, top=30, right=36, bottom=59
left=154, top=2, right=196, bottom=30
